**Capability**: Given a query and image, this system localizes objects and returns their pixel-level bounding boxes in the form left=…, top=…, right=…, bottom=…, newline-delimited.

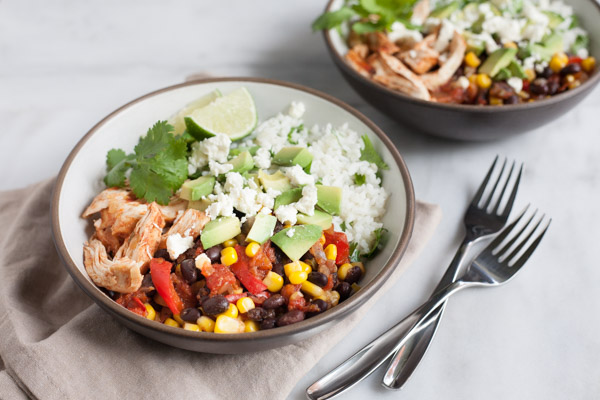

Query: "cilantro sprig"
left=104, top=121, right=188, bottom=205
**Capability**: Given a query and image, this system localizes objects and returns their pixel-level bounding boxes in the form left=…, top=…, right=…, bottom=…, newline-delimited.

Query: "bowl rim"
left=322, top=0, right=600, bottom=112
left=51, top=77, right=416, bottom=345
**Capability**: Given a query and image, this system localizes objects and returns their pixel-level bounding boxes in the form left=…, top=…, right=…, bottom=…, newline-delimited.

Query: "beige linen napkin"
left=0, top=178, right=441, bottom=400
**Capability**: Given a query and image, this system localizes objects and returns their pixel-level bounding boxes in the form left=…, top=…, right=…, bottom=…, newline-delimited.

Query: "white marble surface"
left=2, top=0, right=600, bottom=398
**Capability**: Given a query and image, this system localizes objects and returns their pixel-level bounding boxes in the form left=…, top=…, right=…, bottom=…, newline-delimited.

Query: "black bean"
left=263, top=294, right=285, bottom=309
left=105, top=289, right=119, bottom=300
left=343, top=266, right=363, bottom=285
left=180, top=307, right=201, bottom=323
left=560, top=63, right=581, bottom=76
left=183, top=247, right=197, bottom=260
left=308, top=272, right=328, bottom=287
left=264, top=309, right=277, bottom=319
left=504, top=95, right=519, bottom=105
left=538, top=66, right=553, bottom=79
left=180, top=259, right=197, bottom=283
left=141, top=273, right=154, bottom=288
left=202, top=295, right=229, bottom=316
left=233, top=208, right=246, bottom=219
left=196, top=287, right=210, bottom=304
left=205, top=245, right=223, bottom=263
left=260, top=317, right=277, bottom=330
left=336, top=282, right=352, bottom=301
left=272, top=262, right=285, bottom=277
left=312, top=299, right=328, bottom=313
left=154, top=248, right=171, bottom=261
left=276, top=310, right=305, bottom=326
left=246, top=308, right=267, bottom=321
left=273, top=221, right=284, bottom=234
left=529, top=78, right=549, bottom=95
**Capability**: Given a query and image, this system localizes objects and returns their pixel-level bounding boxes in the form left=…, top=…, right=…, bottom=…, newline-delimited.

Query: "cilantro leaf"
left=287, top=124, right=303, bottom=145
left=349, top=242, right=362, bottom=262
left=340, top=221, right=348, bottom=232
left=354, top=173, right=366, bottom=185
left=360, top=135, right=389, bottom=171
left=352, top=20, right=387, bottom=34
left=366, top=227, right=387, bottom=258
left=103, top=121, right=189, bottom=205
left=312, top=6, right=356, bottom=31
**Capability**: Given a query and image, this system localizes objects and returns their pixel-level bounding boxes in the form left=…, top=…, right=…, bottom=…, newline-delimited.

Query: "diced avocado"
left=180, top=176, right=215, bottom=201
left=201, top=216, right=241, bottom=249
left=274, top=188, right=303, bottom=210
left=543, top=11, right=564, bottom=29
left=479, top=48, right=518, bottom=77
left=466, top=38, right=486, bottom=56
left=229, top=145, right=259, bottom=157
left=271, top=225, right=323, bottom=261
left=489, top=3, right=502, bottom=15
left=244, top=172, right=259, bottom=188
left=297, top=210, right=333, bottom=230
left=258, top=169, right=292, bottom=193
left=544, top=32, right=564, bottom=54
left=430, top=0, right=460, bottom=18
left=316, top=185, right=342, bottom=216
left=246, top=214, right=277, bottom=244
left=228, top=151, right=254, bottom=174
left=493, top=67, right=512, bottom=81
left=187, top=198, right=211, bottom=211
left=570, top=34, right=588, bottom=55
left=508, top=60, right=528, bottom=79
left=272, top=147, right=313, bottom=168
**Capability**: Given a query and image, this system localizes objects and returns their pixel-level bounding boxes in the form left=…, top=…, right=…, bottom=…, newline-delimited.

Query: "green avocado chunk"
left=201, top=216, right=241, bottom=249
left=246, top=214, right=277, bottom=244
left=271, top=224, right=323, bottom=261
left=272, top=147, right=313, bottom=168
left=316, top=185, right=342, bottom=216
left=274, top=188, right=303, bottom=210
left=479, top=48, right=518, bottom=77
left=258, top=169, right=292, bottom=193
left=187, top=198, right=211, bottom=211
left=228, top=150, right=254, bottom=174
left=430, top=0, right=460, bottom=18
left=179, top=176, right=215, bottom=201
left=297, top=209, right=333, bottom=230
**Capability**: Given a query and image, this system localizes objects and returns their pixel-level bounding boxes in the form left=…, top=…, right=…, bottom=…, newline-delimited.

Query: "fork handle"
left=381, top=239, right=472, bottom=389
left=306, top=280, right=467, bottom=400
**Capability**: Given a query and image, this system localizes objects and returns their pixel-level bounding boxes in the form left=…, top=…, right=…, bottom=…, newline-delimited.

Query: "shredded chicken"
left=377, top=53, right=431, bottom=100
left=160, top=208, right=210, bottom=247
left=421, top=31, right=467, bottom=91
left=345, top=47, right=376, bottom=78
left=411, top=0, right=430, bottom=25
left=83, top=239, right=143, bottom=294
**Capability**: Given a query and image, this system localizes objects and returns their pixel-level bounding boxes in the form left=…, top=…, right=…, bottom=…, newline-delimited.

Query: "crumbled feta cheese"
left=522, top=24, right=548, bottom=43
left=208, top=160, right=233, bottom=176
left=253, top=147, right=271, bottom=169
left=256, top=188, right=281, bottom=213
left=166, top=233, right=194, bottom=260
left=507, top=77, right=524, bottom=93
left=284, top=165, right=315, bottom=186
left=523, top=0, right=550, bottom=24
left=457, top=76, right=470, bottom=89
left=576, top=47, right=589, bottom=59
left=286, top=228, right=295, bottom=238
left=206, top=192, right=235, bottom=219
left=294, top=185, right=318, bottom=216
left=195, top=253, right=211, bottom=271
left=188, top=134, right=231, bottom=173
left=288, top=102, right=305, bottom=119
left=563, top=28, right=587, bottom=53
left=522, top=56, right=536, bottom=70
left=387, top=21, right=423, bottom=44
left=224, top=172, right=244, bottom=193
left=275, top=204, right=298, bottom=225
left=434, top=20, right=455, bottom=52
left=482, top=16, right=524, bottom=43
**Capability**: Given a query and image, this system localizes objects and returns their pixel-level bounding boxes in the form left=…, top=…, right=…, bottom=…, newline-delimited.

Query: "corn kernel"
left=284, top=222, right=293, bottom=228
left=214, top=315, right=245, bottom=334
left=330, top=290, right=340, bottom=306
left=568, top=81, right=581, bottom=90
left=565, top=74, right=575, bottom=83
left=164, top=318, right=179, bottom=328
left=301, top=280, right=325, bottom=298
left=351, top=283, right=361, bottom=293
left=219, top=303, right=239, bottom=318
left=464, top=51, right=481, bottom=68
left=244, top=320, right=260, bottom=333
left=289, top=270, right=308, bottom=284
left=197, top=316, right=215, bottom=332
left=475, top=74, right=492, bottom=89
left=325, top=244, right=337, bottom=261
left=549, top=52, right=569, bottom=72
left=524, top=69, right=536, bottom=81
left=284, top=261, right=302, bottom=276
left=245, top=242, right=261, bottom=258
left=337, top=263, right=353, bottom=281
left=221, top=246, right=238, bottom=266
left=144, top=303, right=156, bottom=320
left=468, top=74, right=478, bottom=84
left=236, top=297, right=255, bottom=313
left=503, top=41, right=517, bottom=49
left=184, top=323, right=200, bottom=332
left=489, top=97, right=503, bottom=106
left=223, top=239, right=237, bottom=248
left=299, top=261, right=312, bottom=274
left=319, top=234, right=326, bottom=245
left=582, top=57, right=596, bottom=72
left=173, top=314, right=185, bottom=326
left=263, top=271, right=284, bottom=292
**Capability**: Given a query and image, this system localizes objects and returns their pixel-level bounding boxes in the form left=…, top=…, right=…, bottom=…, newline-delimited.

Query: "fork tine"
left=483, top=158, right=507, bottom=210
left=502, top=213, right=545, bottom=263
left=470, top=155, right=499, bottom=208
left=486, top=205, right=529, bottom=250
left=495, top=209, right=538, bottom=257
left=498, top=163, right=523, bottom=218
left=510, top=219, right=551, bottom=270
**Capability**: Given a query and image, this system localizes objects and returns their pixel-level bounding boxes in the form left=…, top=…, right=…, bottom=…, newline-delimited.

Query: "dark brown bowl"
left=323, top=0, right=600, bottom=141
left=51, top=78, right=415, bottom=354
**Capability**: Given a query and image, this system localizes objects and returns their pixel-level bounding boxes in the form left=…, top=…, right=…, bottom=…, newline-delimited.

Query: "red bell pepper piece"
left=230, top=245, right=267, bottom=295
left=324, top=230, right=350, bottom=265
left=150, top=258, right=183, bottom=315
left=225, top=292, right=248, bottom=304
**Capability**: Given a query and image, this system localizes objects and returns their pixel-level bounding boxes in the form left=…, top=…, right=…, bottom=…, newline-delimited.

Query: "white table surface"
left=2, top=0, right=600, bottom=398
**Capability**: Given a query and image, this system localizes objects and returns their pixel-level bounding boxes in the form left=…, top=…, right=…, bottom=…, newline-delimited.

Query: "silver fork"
left=307, top=208, right=550, bottom=400
left=382, top=157, right=523, bottom=389
left=306, top=157, right=522, bottom=400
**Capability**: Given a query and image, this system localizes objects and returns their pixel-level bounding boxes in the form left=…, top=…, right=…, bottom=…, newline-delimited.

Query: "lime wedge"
left=168, top=90, right=222, bottom=135
left=184, top=87, right=257, bottom=141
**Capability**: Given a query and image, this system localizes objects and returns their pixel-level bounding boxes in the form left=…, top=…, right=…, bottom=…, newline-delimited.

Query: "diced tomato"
left=116, top=293, right=147, bottom=317
left=568, top=56, right=582, bottom=64
left=203, top=264, right=239, bottom=296
left=248, top=291, right=271, bottom=306
left=150, top=258, right=183, bottom=315
left=324, top=230, right=350, bottom=265
left=288, top=291, right=307, bottom=311
left=522, top=80, right=530, bottom=91
left=249, top=246, right=272, bottom=280
left=171, top=273, right=196, bottom=309
left=225, top=292, right=248, bottom=304
left=323, top=273, right=335, bottom=291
